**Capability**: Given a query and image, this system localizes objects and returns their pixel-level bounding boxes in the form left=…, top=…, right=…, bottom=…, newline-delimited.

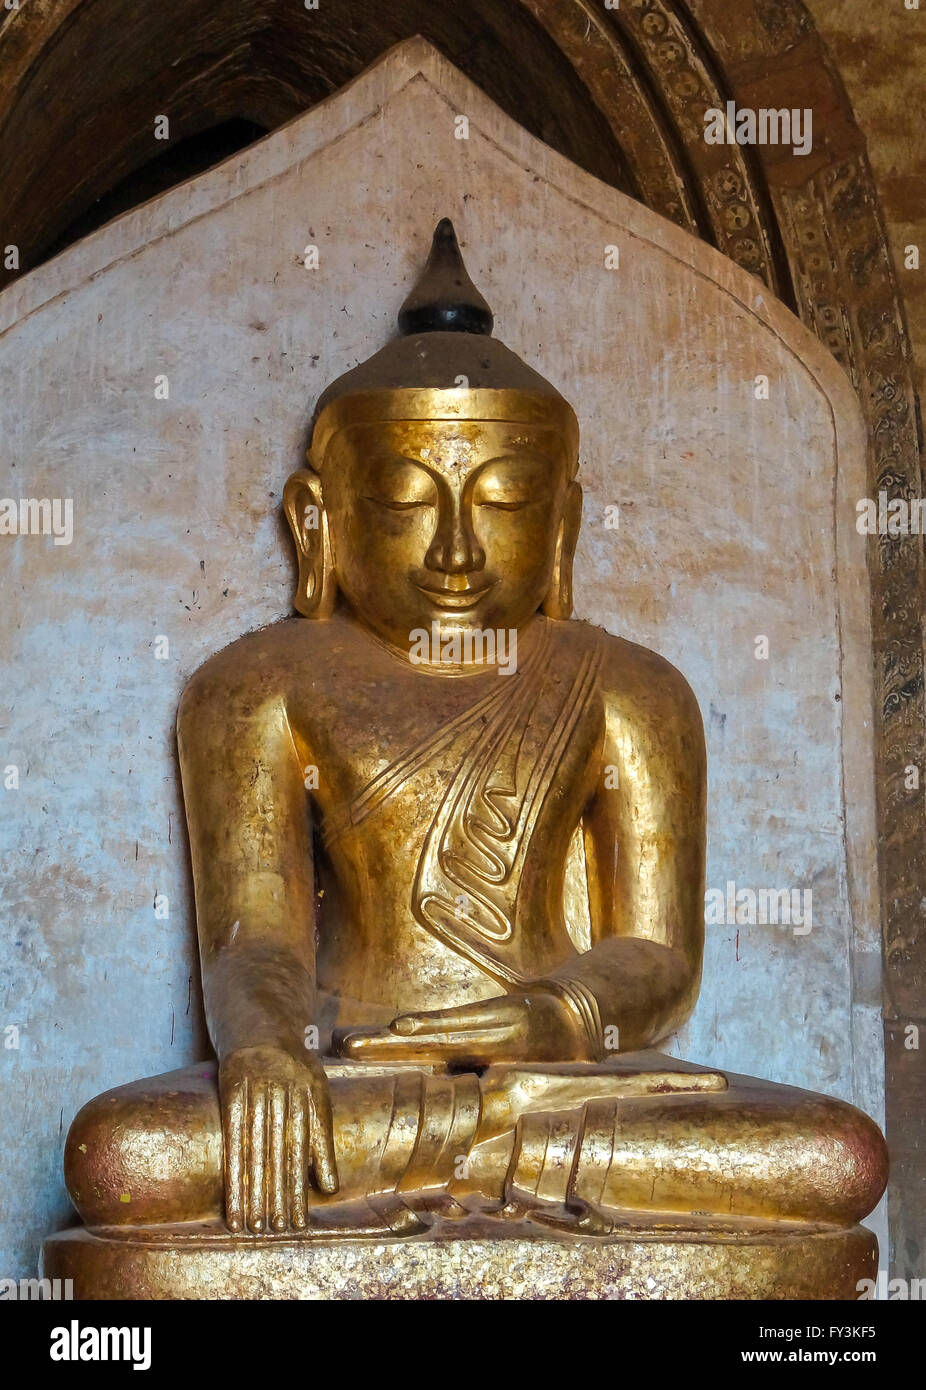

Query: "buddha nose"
left=425, top=500, right=485, bottom=575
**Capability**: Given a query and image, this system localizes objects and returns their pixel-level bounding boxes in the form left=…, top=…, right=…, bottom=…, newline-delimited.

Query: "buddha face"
left=287, top=417, right=580, bottom=658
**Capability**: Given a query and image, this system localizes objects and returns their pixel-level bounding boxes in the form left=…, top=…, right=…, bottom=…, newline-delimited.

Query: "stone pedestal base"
left=42, top=1218, right=876, bottom=1300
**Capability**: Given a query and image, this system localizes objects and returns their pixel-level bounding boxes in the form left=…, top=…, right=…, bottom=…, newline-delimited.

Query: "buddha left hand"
left=337, top=990, right=591, bottom=1064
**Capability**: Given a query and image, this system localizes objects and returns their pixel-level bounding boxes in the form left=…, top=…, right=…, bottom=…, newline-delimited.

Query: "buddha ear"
left=283, top=465, right=337, bottom=619
left=542, top=481, right=582, bottom=620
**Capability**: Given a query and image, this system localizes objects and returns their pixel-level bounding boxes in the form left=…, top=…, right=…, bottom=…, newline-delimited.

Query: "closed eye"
left=362, top=495, right=433, bottom=511
left=477, top=498, right=533, bottom=511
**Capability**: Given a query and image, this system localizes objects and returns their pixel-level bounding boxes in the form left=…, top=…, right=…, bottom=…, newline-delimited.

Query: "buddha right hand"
left=218, top=1044, right=338, bottom=1233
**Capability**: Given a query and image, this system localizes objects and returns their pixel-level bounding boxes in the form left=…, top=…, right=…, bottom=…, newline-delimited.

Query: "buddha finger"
left=391, top=1002, right=506, bottom=1035
left=222, top=1076, right=247, bottom=1233
left=268, top=1083, right=287, bottom=1232
left=289, top=1087, right=308, bottom=1230
left=421, top=1029, right=520, bottom=1066
left=309, top=1081, right=339, bottom=1196
left=247, top=1082, right=268, bottom=1232
left=347, top=1025, right=514, bottom=1062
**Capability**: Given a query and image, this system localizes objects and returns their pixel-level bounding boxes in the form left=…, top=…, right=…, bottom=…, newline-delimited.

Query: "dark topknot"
left=311, top=218, right=570, bottom=425
left=397, top=218, right=493, bottom=336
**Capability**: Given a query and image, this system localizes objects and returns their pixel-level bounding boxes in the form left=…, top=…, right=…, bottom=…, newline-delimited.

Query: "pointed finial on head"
left=397, top=218, right=493, bottom=336
left=309, top=217, right=578, bottom=468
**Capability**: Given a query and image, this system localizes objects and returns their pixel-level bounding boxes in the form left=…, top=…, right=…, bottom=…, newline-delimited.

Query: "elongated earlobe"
left=283, top=467, right=337, bottom=618
left=542, top=482, right=582, bottom=620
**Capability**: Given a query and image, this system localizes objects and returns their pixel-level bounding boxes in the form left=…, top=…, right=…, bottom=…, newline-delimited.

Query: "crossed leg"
left=64, top=1055, right=887, bottom=1231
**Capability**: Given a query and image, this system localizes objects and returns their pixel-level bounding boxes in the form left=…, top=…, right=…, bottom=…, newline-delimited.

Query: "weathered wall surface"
left=0, top=41, right=881, bottom=1276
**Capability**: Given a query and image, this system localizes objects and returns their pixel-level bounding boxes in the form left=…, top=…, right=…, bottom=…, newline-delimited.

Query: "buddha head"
left=284, top=219, right=581, bottom=655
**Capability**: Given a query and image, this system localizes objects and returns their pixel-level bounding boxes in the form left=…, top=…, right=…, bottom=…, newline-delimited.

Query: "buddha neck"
left=339, top=607, right=546, bottom=678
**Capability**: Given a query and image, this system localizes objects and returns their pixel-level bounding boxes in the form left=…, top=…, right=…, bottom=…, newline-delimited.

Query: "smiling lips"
left=414, top=577, right=498, bottom=610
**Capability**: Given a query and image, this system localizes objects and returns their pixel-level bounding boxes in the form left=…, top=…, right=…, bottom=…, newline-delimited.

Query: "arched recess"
left=0, top=0, right=921, bottom=1273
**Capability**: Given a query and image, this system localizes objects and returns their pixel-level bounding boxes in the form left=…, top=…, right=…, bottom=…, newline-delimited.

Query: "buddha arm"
left=177, top=655, right=316, bottom=1058
left=544, top=645, right=707, bottom=1053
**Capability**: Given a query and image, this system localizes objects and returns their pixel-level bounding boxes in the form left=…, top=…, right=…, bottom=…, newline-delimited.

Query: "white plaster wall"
left=0, top=40, right=881, bottom=1276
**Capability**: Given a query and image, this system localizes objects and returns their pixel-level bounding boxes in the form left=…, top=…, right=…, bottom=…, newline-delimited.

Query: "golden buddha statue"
left=49, top=221, right=887, bottom=1299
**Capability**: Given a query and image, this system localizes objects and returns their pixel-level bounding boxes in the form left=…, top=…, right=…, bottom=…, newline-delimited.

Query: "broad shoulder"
left=552, top=618, right=704, bottom=738
left=177, top=615, right=346, bottom=724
